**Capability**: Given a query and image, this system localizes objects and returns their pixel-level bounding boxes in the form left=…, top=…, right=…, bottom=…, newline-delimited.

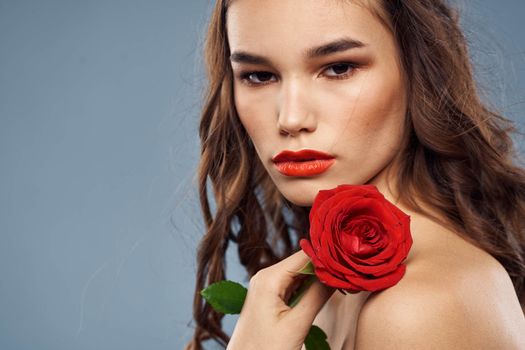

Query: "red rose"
left=300, top=184, right=412, bottom=292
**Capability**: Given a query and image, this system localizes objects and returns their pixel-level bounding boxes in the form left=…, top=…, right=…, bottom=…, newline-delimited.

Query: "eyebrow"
left=229, top=37, right=366, bottom=65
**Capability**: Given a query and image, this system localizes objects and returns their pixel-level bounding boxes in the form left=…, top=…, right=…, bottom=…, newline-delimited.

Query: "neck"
left=364, top=158, right=455, bottom=264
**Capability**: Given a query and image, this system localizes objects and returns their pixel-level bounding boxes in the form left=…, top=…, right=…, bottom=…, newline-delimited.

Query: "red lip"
left=272, top=149, right=335, bottom=177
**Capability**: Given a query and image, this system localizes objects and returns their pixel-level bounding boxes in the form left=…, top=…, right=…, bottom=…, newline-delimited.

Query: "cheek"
left=329, top=69, right=406, bottom=152
left=234, top=85, right=275, bottom=149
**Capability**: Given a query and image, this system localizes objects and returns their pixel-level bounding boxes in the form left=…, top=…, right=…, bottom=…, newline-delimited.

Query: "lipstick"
left=272, top=149, right=335, bottom=177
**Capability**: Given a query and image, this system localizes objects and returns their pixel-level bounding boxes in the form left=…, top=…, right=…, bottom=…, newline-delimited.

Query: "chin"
left=273, top=180, right=331, bottom=207
left=282, top=194, right=314, bottom=207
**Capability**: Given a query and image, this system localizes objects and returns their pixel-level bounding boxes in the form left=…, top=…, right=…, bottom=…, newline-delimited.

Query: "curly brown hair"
left=185, top=0, right=525, bottom=348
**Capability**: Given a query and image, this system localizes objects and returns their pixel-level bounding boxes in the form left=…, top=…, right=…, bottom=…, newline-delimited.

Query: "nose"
left=277, top=79, right=317, bottom=137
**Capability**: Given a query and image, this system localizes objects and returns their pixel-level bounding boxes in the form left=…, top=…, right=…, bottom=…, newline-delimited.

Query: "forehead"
left=226, top=0, right=389, bottom=54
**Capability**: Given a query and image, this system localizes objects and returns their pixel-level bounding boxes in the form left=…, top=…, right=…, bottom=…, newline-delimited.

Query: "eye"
left=239, top=71, right=277, bottom=86
left=237, top=62, right=358, bottom=87
left=322, top=62, right=358, bottom=79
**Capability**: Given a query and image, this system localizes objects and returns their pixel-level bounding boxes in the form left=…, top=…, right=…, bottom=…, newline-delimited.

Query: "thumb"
left=285, top=278, right=335, bottom=326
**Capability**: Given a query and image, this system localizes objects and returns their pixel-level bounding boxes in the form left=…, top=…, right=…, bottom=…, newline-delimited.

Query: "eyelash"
left=237, top=62, right=359, bottom=87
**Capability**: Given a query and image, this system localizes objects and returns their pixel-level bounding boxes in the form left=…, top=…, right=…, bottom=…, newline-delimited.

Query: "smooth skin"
left=226, top=0, right=525, bottom=348
left=228, top=0, right=406, bottom=207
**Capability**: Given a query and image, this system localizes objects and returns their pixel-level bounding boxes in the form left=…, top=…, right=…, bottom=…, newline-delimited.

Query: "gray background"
left=1, top=0, right=524, bottom=349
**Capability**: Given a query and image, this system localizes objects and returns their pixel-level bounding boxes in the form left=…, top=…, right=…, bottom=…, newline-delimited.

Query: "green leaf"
left=297, top=261, right=316, bottom=275
left=200, top=280, right=247, bottom=314
left=304, top=325, right=330, bottom=350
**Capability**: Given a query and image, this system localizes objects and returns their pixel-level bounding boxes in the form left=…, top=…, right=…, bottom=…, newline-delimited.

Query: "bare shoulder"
left=353, top=226, right=525, bottom=350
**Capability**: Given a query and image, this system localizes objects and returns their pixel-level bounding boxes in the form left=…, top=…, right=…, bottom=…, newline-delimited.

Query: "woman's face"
left=227, top=0, right=407, bottom=206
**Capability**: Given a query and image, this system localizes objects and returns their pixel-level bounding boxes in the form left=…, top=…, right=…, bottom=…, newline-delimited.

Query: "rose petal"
left=345, top=264, right=407, bottom=292
left=307, top=184, right=413, bottom=292
left=315, top=266, right=361, bottom=291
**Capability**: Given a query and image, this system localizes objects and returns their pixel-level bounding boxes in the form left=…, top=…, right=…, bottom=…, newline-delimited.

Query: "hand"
left=227, top=250, right=335, bottom=350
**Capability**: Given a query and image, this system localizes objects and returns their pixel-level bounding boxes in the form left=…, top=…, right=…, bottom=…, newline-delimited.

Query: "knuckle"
left=249, top=268, right=278, bottom=291
left=249, top=269, right=267, bottom=287
left=248, top=271, right=260, bottom=289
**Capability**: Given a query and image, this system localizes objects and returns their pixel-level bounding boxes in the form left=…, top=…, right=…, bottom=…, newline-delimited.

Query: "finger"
left=262, top=250, right=311, bottom=291
left=284, top=273, right=311, bottom=303
left=251, top=250, right=313, bottom=303
left=276, top=249, right=311, bottom=276
left=245, top=250, right=307, bottom=299
left=285, top=279, right=335, bottom=325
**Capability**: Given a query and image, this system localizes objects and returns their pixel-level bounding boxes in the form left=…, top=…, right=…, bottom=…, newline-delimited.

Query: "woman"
left=186, top=0, right=525, bottom=349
